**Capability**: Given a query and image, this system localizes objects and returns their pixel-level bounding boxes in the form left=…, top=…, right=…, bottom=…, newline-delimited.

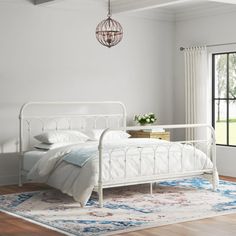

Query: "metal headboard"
left=19, top=101, right=127, bottom=153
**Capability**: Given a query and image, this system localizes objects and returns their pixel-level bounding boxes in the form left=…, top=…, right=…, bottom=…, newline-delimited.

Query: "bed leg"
left=18, top=176, right=22, bottom=187
left=18, top=154, right=23, bottom=187
left=211, top=129, right=218, bottom=192
left=18, top=168, right=22, bottom=187
left=98, top=187, right=103, bottom=208
left=150, top=183, right=153, bottom=195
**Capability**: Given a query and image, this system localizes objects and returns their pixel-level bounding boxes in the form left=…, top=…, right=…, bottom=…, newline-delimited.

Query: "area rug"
left=1, top=178, right=236, bottom=236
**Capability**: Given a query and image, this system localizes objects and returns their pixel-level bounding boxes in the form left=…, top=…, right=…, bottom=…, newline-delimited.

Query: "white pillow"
left=34, top=130, right=89, bottom=144
left=89, top=129, right=130, bottom=141
left=34, top=142, right=72, bottom=151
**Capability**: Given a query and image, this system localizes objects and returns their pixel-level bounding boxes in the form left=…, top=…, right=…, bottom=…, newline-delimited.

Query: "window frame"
left=212, top=51, right=236, bottom=147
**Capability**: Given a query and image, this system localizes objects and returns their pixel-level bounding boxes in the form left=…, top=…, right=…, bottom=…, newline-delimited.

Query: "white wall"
left=175, top=11, right=236, bottom=177
left=0, top=1, right=175, bottom=185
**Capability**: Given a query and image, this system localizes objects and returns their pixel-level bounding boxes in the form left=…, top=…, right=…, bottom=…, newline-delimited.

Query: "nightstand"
left=128, top=130, right=170, bottom=141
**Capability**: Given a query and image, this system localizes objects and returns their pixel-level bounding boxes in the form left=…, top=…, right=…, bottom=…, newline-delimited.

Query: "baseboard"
left=0, top=175, right=19, bottom=186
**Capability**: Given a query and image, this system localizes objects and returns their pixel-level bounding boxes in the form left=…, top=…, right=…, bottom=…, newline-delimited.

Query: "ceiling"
left=110, top=0, right=236, bottom=13
left=159, top=0, right=225, bottom=12
left=149, top=0, right=236, bottom=20
left=34, top=0, right=236, bottom=21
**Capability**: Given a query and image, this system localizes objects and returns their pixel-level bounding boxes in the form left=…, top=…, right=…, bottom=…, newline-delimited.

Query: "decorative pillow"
left=34, top=142, right=73, bottom=151
left=89, top=129, right=130, bottom=141
left=34, top=130, right=90, bottom=144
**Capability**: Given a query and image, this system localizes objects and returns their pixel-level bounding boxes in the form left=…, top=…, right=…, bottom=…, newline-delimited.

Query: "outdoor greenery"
left=217, top=118, right=236, bottom=123
left=215, top=53, right=236, bottom=145
left=229, top=54, right=236, bottom=99
left=216, top=53, right=236, bottom=121
left=216, top=122, right=236, bottom=145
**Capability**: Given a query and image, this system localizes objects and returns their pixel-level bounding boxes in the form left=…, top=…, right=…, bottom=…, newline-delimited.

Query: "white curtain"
left=184, top=46, right=209, bottom=140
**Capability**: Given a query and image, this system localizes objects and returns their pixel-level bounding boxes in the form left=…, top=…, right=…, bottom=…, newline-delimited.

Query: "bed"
left=19, top=101, right=219, bottom=207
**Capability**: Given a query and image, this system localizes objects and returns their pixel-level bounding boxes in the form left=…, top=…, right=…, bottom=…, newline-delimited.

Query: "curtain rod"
left=180, top=42, right=236, bottom=51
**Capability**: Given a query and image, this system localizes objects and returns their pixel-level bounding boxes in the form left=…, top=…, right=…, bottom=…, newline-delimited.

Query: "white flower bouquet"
left=134, top=113, right=157, bottom=126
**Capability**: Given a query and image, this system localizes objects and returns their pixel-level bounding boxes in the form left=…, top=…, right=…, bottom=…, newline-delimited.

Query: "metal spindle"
left=181, top=144, right=184, bottom=172
left=109, top=151, right=112, bottom=181
left=105, top=117, right=109, bottom=128
left=150, top=183, right=153, bottom=195
left=193, top=143, right=196, bottom=170
left=55, top=120, right=58, bottom=130
left=139, top=148, right=142, bottom=175
left=69, top=119, right=72, bottom=130
left=167, top=144, right=171, bottom=173
left=153, top=146, right=157, bottom=175
left=117, top=118, right=120, bottom=128
left=26, top=120, right=31, bottom=148
left=94, top=118, right=98, bottom=129
left=124, top=149, right=128, bottom=179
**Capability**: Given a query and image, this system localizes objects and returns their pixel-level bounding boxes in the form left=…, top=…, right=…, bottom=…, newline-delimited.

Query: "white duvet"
left=28, top=138, right=215, bottom=206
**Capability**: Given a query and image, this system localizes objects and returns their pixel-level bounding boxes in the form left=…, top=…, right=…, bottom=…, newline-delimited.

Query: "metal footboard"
left=97, top=124, right=217, bottom=208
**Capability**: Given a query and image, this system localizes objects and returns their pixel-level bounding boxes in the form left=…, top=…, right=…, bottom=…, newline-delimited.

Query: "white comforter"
left=28, top=138, right=214, bottom=206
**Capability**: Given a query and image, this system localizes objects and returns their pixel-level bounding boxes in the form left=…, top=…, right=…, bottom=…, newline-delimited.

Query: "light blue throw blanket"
left=63, top=146, right=98, bottom=168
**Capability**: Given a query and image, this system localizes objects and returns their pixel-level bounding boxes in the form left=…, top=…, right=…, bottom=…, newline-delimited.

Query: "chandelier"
left=96, top=0, right=123, bottom=48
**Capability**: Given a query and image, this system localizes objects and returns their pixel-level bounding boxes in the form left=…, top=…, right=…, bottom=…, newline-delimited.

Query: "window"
left=212, top=52, right=236, bottom=146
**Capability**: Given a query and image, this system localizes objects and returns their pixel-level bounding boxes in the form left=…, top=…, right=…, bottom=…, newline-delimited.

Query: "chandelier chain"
left=108, top=0, right=111, bottom=17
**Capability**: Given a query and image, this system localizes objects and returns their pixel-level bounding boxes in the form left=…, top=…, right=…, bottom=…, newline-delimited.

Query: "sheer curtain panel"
left=184, top=46, right=208, bottom=140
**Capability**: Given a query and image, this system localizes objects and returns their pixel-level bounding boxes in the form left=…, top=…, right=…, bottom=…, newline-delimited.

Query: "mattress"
left=23, top=150, right=46, bottom=171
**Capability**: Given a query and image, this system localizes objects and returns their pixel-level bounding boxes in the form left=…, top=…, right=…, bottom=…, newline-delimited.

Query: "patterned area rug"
left=1, top=178, right=236, bottom=236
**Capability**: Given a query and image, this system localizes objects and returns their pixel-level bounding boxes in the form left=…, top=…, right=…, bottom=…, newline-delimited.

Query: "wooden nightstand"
left=128, top=130, right=170, bottom=141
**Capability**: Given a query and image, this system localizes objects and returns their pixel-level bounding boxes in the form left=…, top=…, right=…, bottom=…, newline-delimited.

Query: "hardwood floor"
left=0, top=183, right=63, bottom=236
left=0, top=177, right=235, bottom=236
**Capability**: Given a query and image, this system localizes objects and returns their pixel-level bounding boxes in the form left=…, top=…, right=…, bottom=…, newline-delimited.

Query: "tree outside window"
left=213, top=52, right=236, bottom=146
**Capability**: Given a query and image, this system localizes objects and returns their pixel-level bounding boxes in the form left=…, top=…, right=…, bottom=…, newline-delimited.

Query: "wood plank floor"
left=0, top=177, right=235, bottom=236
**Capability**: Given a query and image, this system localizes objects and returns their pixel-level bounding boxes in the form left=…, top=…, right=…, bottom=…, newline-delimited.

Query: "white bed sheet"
left=28, top=139, right=216, bottom=206
left=23, top=150, right=46, bottom=171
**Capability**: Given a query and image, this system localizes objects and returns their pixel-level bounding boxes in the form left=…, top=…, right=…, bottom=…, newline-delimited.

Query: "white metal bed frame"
left=19, top=101, right=218, bottom=208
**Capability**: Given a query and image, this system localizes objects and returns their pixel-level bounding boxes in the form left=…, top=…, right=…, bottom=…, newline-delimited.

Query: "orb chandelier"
left=96, top=0, right=123, bottom=48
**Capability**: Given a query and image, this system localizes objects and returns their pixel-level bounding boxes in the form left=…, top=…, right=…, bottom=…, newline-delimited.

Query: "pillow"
left=34, top=142, right=73, bottom=151
left=89, top=129, right=130, bottom=141
left=34, top=130, right=90, bottom=144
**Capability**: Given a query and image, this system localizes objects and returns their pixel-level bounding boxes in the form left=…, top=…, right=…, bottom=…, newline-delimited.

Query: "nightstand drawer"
left=150, top=133, right=170, bottom=140
left=128, top=131, right=170, bottom=141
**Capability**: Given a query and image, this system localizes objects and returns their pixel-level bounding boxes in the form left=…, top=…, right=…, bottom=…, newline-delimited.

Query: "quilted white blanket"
left=28, top=138, right=214, bottom=206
